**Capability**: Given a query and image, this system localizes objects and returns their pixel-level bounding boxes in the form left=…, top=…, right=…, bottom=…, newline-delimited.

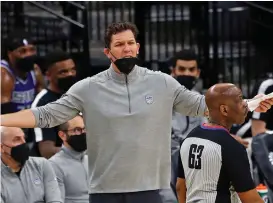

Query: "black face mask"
left=4, top=143, right=30, bottom=166
left=109, top=50, right=138, bottom=75
left=66, top=133, right=87, bottom=152
left=176, top=75, right=197, bottom=90
left=15, top=55, right=37, bottom=73
left=57, top=76, right=78, bottom=92
left=114, top=57, right=138, bottom=75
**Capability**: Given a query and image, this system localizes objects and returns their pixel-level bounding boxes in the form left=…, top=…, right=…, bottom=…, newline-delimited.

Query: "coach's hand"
left=253, top=94, right=273, bottom=113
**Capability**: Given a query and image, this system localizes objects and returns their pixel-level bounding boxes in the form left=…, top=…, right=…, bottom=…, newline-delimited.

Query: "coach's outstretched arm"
left=167, top=74, right=272, bottom=117
left=164, top=74, right=207, bottom=117
left=1, top=79, right=87, bottom=128
left=1, top=109, right=36, bottom=128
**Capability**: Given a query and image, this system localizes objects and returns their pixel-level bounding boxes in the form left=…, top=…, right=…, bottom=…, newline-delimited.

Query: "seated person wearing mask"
left=1, top=31, right=44, bottom=114
left=49, top=115, right=89, bottom=203
left=0, top=126, right=62, bottom=203
left=31, top=50, right=77, bottom=158
left=176, top=83, right=263, bottom=203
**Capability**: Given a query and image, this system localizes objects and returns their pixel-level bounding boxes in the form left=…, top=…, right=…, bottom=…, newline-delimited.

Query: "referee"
left=176, top=83, right=263, bottom=203
left=1, top=22, right=272, bottom=203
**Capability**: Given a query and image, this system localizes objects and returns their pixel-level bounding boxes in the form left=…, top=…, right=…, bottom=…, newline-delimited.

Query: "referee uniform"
left=178, top=124, right=255, bottom=203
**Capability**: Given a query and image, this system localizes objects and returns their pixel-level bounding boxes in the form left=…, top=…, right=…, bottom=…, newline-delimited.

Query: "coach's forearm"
left=1, top=109, right=36, bottom=128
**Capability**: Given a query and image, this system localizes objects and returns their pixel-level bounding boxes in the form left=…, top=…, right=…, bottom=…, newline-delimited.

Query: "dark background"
left=1, top=1, right=273, bottom=97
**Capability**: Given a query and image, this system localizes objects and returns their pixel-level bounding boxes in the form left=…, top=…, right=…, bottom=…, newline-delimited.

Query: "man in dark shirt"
left=232, top=72, right=273, bottom=138
left=251, top=73, right=273, bottom=201
left=251, top=73, right=273, bottom=136
left=176, top=83, right=263, bottom=203
left=31, top=50, right=77, bottom=158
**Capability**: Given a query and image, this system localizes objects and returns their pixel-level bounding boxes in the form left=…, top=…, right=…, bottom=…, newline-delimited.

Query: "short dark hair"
left=58, top=122, right=69, bottom=132
left=5, top=29, right=35, bottom=51
left=1, top=29, right=34, bottom=60
left=104, top=22, right=139, bottom=48
left=172, top=49, right=198, bottom=68
left=44, top=49, right=72, bottom=71
left=57, top=114, right=83, bottom=132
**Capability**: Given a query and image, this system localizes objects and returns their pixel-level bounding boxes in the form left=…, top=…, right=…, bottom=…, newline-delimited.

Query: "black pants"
left=89, top=190, right=163, bottom=203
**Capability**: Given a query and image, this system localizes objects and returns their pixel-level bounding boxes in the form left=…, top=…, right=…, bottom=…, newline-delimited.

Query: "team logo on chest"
left=145, top=95, right=154, bottom=104
left=33, top=177, right=41, bottom=185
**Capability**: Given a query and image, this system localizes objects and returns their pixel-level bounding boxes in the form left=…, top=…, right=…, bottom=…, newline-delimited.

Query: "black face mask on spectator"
left=66, top=133, right=87, bottom=152
left=15, top=55, right=37, bottom=73
left=6, top=34, right=36, bottom=73
left=57, top=76, right=78, bottom=92
left=3, top=143, right=30, bottom=166
left=176, top=75, right=197, bottom=90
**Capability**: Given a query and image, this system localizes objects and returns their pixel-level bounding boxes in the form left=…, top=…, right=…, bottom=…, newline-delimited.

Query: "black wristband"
left=1, top=102, right=16, bottom=114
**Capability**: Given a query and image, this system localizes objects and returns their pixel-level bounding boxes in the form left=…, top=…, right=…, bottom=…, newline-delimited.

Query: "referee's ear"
left=220, top=105, right=228, bottom=116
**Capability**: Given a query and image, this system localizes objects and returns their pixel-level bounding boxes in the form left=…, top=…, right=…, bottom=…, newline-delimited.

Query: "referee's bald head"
left=205, top=83, right=248, bottom=125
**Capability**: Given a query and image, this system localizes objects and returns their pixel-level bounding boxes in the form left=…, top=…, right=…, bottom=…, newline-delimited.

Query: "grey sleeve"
left=42, top=159, right=63, bottom=203
left=49, top=161, right=66, bottom=202
left=200, top=115, right=208, bottom=124
left=31, top=79, right=88, bottom=128
left=0, top=195, right=5, bottom=203
left=165, top=74, right=207, bottom=117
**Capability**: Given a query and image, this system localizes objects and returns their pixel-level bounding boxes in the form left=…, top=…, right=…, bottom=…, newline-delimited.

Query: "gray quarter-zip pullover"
left=31, top=65, right=207, bottom=194
left=172, top=89, right=207, bottom=143
left=1, top=157, right=62, bottom=203
left=49, top=146, right=89, bottom=203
